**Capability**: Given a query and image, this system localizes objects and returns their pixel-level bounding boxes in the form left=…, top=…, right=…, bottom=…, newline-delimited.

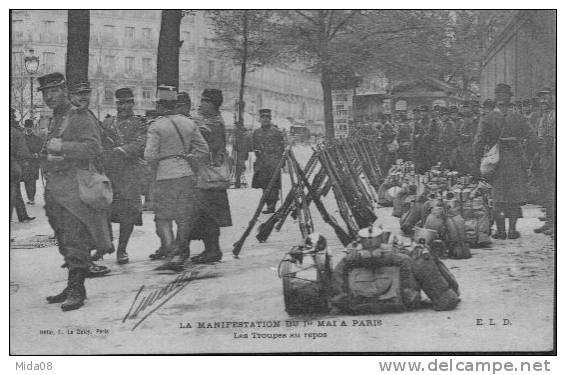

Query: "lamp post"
left=24, top=49, right=39, bottom=122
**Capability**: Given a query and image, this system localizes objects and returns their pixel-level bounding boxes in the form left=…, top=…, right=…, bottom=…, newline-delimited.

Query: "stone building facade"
left=11, top=10, right=324, bottom=126
left=479, top=10, right=556, bottom=100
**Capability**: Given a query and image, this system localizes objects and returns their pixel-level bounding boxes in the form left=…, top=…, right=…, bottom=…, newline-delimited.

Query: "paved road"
left=9, top=146, right=555, bottom=354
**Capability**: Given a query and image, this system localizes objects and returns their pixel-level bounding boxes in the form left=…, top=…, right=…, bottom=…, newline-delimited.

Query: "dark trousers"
left=45, top=194, right=91, bottom=271
left=10, top=180, right=28, bottom=221
left=264, top=186, right=280, bottom=208
left=23, top=178, right=37, bottom=202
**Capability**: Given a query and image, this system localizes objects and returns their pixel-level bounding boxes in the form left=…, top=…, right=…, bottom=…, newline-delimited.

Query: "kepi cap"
left=115, top=88, right=135, bottom=102
left=259, top=108, right=272, bottom=117
left=37, top=72, right=66, bottom=91
left=156, top=85, right=178, bottom=102
left=68, top=81, right=91, bottom=94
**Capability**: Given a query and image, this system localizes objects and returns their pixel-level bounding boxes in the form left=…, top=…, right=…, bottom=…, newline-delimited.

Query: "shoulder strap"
left=168, top=117, right=188, bottom=154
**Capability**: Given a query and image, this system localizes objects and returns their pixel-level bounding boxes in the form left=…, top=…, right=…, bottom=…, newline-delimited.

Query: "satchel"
left=169, top=117, right=231, bottom=191
left=480, top=121, right=506, bottom=178
left=196, top=153, right=232, bottom=191
left=77, top=163, right=113, bottom=210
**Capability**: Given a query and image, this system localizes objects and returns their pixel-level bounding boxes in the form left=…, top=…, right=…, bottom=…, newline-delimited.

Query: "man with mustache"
left=39, top=73, right=113, bottom=311
left=100, top=88, right=148, bottom=264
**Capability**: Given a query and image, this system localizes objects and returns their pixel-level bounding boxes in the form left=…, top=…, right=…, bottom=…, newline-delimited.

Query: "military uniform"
left=252, top=110, right=285, bottom=212
left=532, top=89, right=555, bottom=235
left=10, top=117, right=33, bottom=221
left=440, top=110, right=459, bottom=170
left=101, top=114, right=147, bottom=225
left=454, top=105, right=478, bottom=175
left=473, top=84, right=537, bottom=239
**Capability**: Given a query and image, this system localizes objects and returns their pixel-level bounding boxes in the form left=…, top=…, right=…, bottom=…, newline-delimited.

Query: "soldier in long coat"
left=412, top=107, right=430, bottom=174
left=252, top=108, right=285, bottom=214
left=532, top=87, right=555, bottom=236
left=10, top=109, right=34, bottom=223
left=473, top=83, right=537, bottom=240
left=439, top=106, right=459, bottom=170
left=454, top=102, right=478, bottom=175
left=189, top=89, right=233, bottom=264
left=22, top=119, right=43, bottom=205
left=100, top=88, right=147, bottom=264
left=39, top=73, right=113, bottom=311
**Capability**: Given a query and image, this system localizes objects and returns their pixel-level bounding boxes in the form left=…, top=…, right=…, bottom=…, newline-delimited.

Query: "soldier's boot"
left=192, top=235, right=222, bottom=264
left=46, top=287, right=69, bottom=304
left=507, top=218, right=520, bottom=240
left=492, top=214, right=507, bottom=240
left=117, top=224, right=133, bottom=264
left=61, top=269, right=87, bottom=312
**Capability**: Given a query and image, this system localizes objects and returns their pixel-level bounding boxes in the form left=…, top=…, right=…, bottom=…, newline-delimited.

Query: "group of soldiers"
left=10, top=70, right=286, bottom=312
left=354, top=83, right=555, bottom=239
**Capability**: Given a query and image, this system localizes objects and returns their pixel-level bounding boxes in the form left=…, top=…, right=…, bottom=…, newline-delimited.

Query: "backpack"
left=412, top=251, right=460, bottom=311
left=461, top=197, right=492, bottom=247
left=444, top=214, right=472, bottom=259
left=332, top=248, right=421, bottom=314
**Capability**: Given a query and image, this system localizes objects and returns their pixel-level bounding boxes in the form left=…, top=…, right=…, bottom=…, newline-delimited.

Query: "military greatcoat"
left=43, top=103, right=113, bottom=270
left=101, top=115, right=147, bottom=225
left=251, top=125, right=285, bottom=189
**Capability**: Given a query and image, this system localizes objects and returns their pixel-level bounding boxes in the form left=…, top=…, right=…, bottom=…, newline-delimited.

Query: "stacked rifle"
left=232, top=136, right=388, bottom=258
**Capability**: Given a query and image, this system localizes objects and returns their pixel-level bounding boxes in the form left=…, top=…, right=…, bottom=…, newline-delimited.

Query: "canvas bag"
left=169, top=118, right=231, bottom=191
left=57, top=113, right=113, bottom=210
left=480, top=120, right=507, bottom=178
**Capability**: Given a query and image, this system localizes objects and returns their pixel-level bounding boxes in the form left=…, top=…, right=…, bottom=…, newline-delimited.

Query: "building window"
left=182, top=31, right=191, bottom=43
left=142, top=87, right=152, bottom=100
left=182, top=59, right=191, bottom=76
left=12, top=52, right=23, bottom=73
left=104, top=87, right=114, bottom=103
left=142, top=28, right=151, bottom=40
left=12, top=20, right=24, bottom=39
left=207, top=60, right=215, bottom=78
left=42, top=20, right=55, bottom=34
left=142, top=58, right=152, bottom=73
left=42, top=52, right=55, bottom=71
left=103, top=24, right=115, bottom=40
left=125, top=26, right=135, bottom=39
left=104, top=55, right=115, bottom=72
left=124, top=56, right=135, bottom=73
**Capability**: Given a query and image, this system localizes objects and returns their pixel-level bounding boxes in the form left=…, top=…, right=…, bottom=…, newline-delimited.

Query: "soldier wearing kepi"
left=532, top=87, right=556, bottom=236
left=39, top=73, right=113, bottom=311
left=100, top=88, right=148, bottom=264
left=144, top=86, right=209, bottom=264
left=252, top=108, right=285, bottom=214
left=474, top=83, right=537, bottom=240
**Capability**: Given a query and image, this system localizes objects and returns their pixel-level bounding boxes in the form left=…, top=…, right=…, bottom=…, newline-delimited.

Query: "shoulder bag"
left=169, top=117, right=231, bottom=191
left=58, top=112, right=113, bottom=210
left=479, top=119, right=506, bottom=178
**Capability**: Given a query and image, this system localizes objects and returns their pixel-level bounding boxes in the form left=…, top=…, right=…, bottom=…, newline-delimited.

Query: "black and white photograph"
left=9, top=8, right=556, bottom=359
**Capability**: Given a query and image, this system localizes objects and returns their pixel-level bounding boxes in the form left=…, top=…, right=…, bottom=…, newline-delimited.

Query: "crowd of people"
left=10, top=71, right=286, bottom=312
left=351, top=83, right=555, bottom=240
left=10, top=73, right=555, bottom=313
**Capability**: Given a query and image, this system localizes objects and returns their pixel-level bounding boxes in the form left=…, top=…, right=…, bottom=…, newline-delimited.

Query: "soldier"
left=412, top=107, right=429, bottom=174
left=439, top=106, right=459, bottom=170
left=100, top=88, right=147, bottom=264
left=176, top=91, right=191, bottom=117
left=187, top=89, right=234, bottom=264
left=22, top=120, right=43, bottom=205
left=10, top=108, right=34, bottom=223
left=39, top=73, right=113, bottom=311
left=144, top=86, right=209, bottom=264
left=396, top=110, right=412, bottom=161
left=474, top=83, right=537, bottom=240
left=532, top=87, right=555, bottom=236
left=252, top=108, right=285, bottom=214
left=454, top=101, right=478, bottom=175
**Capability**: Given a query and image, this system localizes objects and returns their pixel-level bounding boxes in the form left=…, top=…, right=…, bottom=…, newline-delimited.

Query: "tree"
left=157, top=10, right=183, bottom=88
left=66, top=10, right=90, bottom=85
left=274, top=10, right=449, bottom=138
left=207, top=10, right=278, bottom=126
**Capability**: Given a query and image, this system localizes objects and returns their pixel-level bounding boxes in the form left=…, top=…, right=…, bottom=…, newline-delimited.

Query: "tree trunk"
left=66, top=10, right=90, bottom=85
left=321, top=66, right=335, bottom=139
left=234, top=11, right=249, bottom=188
left=157, top=10, right=182, bottom=88
left=238, top=11, right=249, bottom=126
